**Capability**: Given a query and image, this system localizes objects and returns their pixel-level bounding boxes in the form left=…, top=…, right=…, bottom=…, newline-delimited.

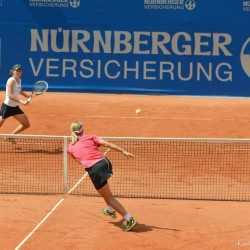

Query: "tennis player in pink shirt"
left=67, top=121, right=138, bottom=231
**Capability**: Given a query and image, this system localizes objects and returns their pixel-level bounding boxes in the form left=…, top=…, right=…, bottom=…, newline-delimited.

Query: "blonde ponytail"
left=70, top=121, right=84, bottom=145
left=71, top=132, right=79, bottom=145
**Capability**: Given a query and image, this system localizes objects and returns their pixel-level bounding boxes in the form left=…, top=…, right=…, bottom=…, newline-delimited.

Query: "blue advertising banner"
left=0, top=0, right=250, bottom=96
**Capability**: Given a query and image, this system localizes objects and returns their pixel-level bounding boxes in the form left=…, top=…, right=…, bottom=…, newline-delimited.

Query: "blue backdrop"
left=0, top=0, right=250, bottom=96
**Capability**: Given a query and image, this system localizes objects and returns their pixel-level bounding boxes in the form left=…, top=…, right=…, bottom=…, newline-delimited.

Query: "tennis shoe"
left=101, top=208, right=117, bottom=219
left=123, top=217, right=138, bottom=232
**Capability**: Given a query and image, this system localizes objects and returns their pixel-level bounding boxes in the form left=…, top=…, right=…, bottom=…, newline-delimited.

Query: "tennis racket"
left=28, top=80, right=48, bottom=101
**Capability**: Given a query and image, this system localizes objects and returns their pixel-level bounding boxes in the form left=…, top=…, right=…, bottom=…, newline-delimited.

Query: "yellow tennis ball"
left=135, top=108, right=141, bottom=115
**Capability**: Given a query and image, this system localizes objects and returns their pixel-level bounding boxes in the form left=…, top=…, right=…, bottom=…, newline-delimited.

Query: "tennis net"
left=0, top=134, right=250, bottom=201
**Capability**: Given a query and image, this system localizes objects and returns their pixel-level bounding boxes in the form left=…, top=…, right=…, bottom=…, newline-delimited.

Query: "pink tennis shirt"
left=67, top=135, right=105, bottom=169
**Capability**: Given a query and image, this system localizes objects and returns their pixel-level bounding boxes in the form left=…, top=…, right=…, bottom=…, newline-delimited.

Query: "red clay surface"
left=1, top=91, right=250, bottom=250
left=1, top=92, right=250, bottom=138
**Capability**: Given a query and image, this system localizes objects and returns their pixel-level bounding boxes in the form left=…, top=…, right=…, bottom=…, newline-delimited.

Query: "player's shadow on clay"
left=109, top=219, right=180, bottom=233
left=14, top=147, right=63, bottom=154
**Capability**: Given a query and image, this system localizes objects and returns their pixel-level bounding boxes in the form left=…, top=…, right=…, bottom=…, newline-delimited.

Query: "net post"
left=63, top=136, right=68, bottom=193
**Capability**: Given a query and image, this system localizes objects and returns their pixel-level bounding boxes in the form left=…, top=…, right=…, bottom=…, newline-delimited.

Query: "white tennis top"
left=4, top=76, right=22, bottom=107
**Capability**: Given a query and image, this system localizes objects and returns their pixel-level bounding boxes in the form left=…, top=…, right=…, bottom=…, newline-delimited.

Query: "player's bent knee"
left=23, top=123, right=30, bottom=129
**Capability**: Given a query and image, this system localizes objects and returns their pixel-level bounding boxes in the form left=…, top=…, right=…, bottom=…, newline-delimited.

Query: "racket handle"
left=27, top=97, right=32, bottom=101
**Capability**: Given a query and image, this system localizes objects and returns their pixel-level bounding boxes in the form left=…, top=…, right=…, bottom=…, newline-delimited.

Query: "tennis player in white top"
left=0, top=64, right=31, bottom=135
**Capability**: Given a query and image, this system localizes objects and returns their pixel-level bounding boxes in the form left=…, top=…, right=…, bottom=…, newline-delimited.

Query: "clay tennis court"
left=1, top=92, right=250, bottom=250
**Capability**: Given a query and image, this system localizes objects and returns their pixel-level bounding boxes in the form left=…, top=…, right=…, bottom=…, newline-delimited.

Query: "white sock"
left=108, top=206, right=115, bottom=213
left=124, top=213, right=132, bottom=222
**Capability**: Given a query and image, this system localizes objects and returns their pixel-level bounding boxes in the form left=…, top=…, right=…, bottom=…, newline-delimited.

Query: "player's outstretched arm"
left=99, top=139, right=134, bottom=158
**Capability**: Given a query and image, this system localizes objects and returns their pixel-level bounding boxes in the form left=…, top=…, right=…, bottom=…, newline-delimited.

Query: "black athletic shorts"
left=0, top=103, right=24, bottom=119
left=86, top=158, right=113, bottom=190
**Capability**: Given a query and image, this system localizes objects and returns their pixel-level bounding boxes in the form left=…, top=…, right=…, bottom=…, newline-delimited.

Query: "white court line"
left=40, top=114, right=207, bottom=120
left=14, top=198, right=65, bottom=250
left=29, top=113, right=250, bottom=122
left=14, top=174, right=88, bottom=250
left=67, top=172, right=89, bottom=194
left=14, top=148, right=110, bottom=250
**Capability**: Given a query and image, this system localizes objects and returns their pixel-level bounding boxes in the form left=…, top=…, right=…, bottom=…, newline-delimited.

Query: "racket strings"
left=33, top=81, right=48, bottom=95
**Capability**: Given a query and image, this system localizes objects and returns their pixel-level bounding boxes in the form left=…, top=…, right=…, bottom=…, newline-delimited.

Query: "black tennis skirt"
left=0, top=103, right=24, bottom=119
left=86, top=158, right=113, bottom=190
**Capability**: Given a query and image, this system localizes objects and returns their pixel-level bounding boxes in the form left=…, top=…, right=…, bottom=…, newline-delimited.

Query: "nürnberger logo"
left=185, top=0, right=196, bottom=10
left=240, top=37, right=250, bottom=77
left=70, top=0, right=80, bottom=8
